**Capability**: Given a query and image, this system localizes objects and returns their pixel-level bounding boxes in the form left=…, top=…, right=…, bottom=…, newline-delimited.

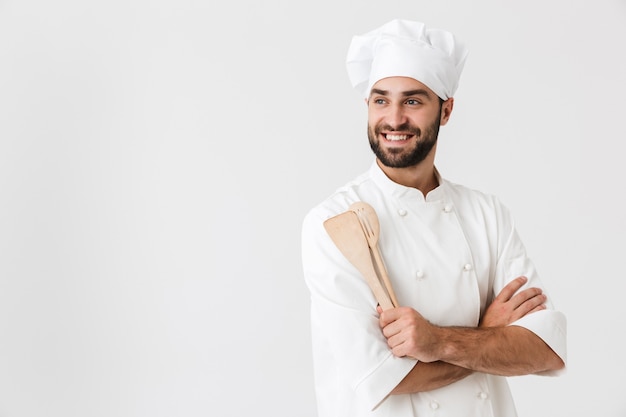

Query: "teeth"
left=387, top=134, right=409, bottom=141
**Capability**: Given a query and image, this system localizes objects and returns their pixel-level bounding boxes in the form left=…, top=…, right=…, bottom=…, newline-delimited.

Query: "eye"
left=406, top=99, right=422, bottom=105
left=373, top=98, right=387, bottom=105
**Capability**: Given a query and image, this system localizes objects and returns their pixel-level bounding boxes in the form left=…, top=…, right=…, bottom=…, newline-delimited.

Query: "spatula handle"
left=371, top=247, right=399, bottom=308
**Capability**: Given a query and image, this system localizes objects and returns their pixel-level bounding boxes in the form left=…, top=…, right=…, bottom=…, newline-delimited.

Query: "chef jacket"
left=301, top=162, right=567, bottom=417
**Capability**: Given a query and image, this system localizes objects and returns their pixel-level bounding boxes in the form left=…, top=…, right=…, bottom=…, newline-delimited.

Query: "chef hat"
left=346, top=19, right=469, bottom=100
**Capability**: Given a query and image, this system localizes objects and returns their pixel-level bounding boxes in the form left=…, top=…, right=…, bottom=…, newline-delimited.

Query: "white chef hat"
left=346, top=19, right=469, bottom=100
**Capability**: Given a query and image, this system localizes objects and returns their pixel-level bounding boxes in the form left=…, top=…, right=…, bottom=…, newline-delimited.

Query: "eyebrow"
left=370, top=88, right=432, bottom=98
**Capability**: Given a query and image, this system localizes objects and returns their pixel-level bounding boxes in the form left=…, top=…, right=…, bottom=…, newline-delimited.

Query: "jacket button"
left=398, top=209, right=407, bottom=216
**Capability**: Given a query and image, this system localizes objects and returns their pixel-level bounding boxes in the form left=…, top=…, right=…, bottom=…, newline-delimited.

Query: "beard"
left=367, top=114, right=441, bottom=168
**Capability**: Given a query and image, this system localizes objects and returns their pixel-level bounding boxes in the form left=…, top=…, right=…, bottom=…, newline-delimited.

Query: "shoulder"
left=303, top=170, right=376, bottom=225
left=443, top=179, right=516, bottom=231
left=444, top=178, right=506, bottom=211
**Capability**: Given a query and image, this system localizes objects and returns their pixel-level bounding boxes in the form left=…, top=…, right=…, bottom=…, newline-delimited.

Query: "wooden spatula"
left=323, top=210, right=395, bottom=310
left=349, top=202, right=399, bottom=308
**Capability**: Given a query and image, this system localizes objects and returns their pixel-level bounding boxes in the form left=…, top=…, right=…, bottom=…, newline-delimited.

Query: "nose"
left=387, top=104, right=407, bottom=130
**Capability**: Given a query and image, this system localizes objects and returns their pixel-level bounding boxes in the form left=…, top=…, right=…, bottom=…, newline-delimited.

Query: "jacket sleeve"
left=301, top=206, right=417, bottom=410
left=493, top=199, right=567, bottom=374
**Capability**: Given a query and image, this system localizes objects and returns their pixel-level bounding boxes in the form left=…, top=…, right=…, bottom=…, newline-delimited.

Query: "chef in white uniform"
left=301, top=19, right=567, bottom=417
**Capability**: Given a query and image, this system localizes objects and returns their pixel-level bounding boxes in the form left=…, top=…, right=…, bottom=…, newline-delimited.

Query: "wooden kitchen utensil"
left=349, top=201, right=399, bottom=308
left=323, top=210, right=395, bottom=310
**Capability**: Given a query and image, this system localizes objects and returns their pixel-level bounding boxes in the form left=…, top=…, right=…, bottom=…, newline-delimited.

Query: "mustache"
left=375, top=123, right=422, bottom=136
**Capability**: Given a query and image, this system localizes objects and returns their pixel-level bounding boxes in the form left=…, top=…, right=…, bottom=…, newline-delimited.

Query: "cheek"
left=419, top=111, right=442, bottom=127
left=367, top=113, right=384, bottom=129
left=367, top=108, right=380, bottom=121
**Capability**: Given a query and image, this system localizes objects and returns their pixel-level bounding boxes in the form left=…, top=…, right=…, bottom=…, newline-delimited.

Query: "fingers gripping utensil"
left=349, top=202, right=399, bottom=308
left=323, top=210, right=395, bottom=310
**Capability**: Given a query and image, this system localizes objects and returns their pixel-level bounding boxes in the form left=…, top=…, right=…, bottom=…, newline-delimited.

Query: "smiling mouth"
left=384, top=133, right=411, bottom=141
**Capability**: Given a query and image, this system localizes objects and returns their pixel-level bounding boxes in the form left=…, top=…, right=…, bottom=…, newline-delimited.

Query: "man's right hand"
left=479, top=276, right=546, bottom=328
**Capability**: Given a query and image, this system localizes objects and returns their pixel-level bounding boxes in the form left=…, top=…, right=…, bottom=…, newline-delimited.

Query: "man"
left=301, top=19, right=567, bottom=416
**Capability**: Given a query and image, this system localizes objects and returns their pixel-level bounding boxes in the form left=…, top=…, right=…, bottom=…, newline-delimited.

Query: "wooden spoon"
left=323, top=210, right=394, bottom=310
left=349, top=202, right=399, bottom=308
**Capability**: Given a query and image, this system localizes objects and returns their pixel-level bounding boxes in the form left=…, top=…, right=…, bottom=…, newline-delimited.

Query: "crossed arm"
left=380, top=276, right=565, bottom=394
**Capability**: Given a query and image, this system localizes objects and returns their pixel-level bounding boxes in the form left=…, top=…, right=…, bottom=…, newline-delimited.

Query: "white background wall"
left=1, top=0, right=624, bottom=416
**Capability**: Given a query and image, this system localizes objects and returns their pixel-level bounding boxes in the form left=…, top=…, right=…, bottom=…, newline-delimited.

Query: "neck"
left=376, top=156, right=439, bottom=196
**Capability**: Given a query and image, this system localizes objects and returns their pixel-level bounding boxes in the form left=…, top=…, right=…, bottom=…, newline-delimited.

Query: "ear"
left=440, top=98, right=454, bottom=126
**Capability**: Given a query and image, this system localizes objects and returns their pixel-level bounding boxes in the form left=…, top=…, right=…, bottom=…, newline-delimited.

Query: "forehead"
left=370, top=76, right=436, bottom=98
